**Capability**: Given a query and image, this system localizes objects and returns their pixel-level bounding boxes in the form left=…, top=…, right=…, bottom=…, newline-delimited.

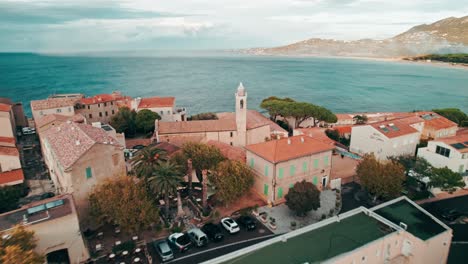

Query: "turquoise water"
left=0, top=52, right=467, bottom=117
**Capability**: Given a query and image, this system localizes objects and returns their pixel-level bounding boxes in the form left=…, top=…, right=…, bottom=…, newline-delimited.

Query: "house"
left=42, top=121, right=126, bottom=225
left=416, top=112, right=458, bottom=139
left=418, top=133, right=468, bottom=176
left=245, top=135, right=334, bottom=205
left=155, top=83, right=288, bottom=147
left=0, top=194, right=90, bottom=263
left=132, top=96, right=187, bottom=122
left=75, top=92, right=122, bottom=124
left=0, top=97, right=28, bottom=128
left=31, top=97, right=80, bottom=121
left=0, top=103, right=16, bottom=138
left=35, top=113, right=86, bottom=134
left=293, top=127, right=335, bottom=146
left=206, top=196, right=452, bottom=264
left=350, top=118, right=422, bottom=160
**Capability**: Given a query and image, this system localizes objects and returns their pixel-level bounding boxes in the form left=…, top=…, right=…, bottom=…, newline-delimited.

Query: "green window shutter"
left=86, top=167, right=92, bottom=179
left=324, top=156, right=329, bottom=166
left=278, top=168, right=284, bottom=179
left=277, top=187, right=283, bottom=198
left=263, top=184, right=269, bottom=195
left=250, top=158, right=254, bottom=168
left=314, top=159, right=319, bottom=168
left=264, top=165, right=269, bottom=177
left=459, top=165, right=464, bottom=173
left=289, top=183, right=294, bottom=189
left=313, top=176, right=318, bottom=185
left=302, top=162, right=307, bottom=172
left=290, top=165, right=296, bottom=176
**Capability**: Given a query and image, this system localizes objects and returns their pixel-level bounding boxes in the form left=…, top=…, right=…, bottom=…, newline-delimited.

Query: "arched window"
left=240, top=99, right=244, bottom=109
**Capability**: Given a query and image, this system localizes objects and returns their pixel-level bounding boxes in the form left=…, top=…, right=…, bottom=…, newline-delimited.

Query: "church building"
left=154, top=83, right=288, bottom=147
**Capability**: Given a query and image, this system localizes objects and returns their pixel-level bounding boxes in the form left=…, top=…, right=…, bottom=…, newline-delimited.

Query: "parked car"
left=22, top=127, right=36, bottom=135
left=221, top=217, right=240, bottom=234
left=441, top=209, right=462, bottom=221
left=201, top=223, right=224, bottom=242
left=40, top=192, right=55, bottom=200
left=238, top=215, right=257, bottom=231
left=153, top=241, right=174, bottom=262
left=167, top=233, right=191, bottom=252
left=187, top=228, right=208, bottom=247
left=132, top=144, right=146, bottom=150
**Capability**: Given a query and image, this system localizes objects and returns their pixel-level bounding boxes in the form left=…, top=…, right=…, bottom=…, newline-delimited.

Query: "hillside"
left=242, top=16, right=468, bottom=58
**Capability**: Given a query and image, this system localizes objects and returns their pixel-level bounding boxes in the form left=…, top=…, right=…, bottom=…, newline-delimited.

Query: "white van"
left=187, top=228, right=208, bottom=247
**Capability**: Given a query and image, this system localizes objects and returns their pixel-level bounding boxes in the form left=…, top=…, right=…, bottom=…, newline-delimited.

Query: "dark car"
left=132, top=144, right=146, bottom=150
left=201, top=223, right=224, bottom=242
left=238, top=215, right=257, bottom=231
left=441, top=209, right=462, bottom=221
left=167, top=233, right=191, bottom=253
left=40, top=192, right=55, bottom=200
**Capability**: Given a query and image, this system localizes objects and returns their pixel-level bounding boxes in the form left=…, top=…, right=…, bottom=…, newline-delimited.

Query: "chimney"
left=287, top=138, right=291, bottom=145
left=75, top=140, right=80, bottom=146
left=301, top=137, right=304, bottom=143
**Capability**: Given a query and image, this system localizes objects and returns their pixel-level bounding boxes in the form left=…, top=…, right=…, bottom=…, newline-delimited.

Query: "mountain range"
left=242, top=16, right=468, bottom=58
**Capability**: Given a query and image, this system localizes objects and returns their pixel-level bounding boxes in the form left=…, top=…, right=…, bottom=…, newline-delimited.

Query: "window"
left=230, top=132, right=233, bottom=137
left=263, top=184, right=268, bottom=195
left=435, top=145, right=450, bottom=157
left=314, top=159, right=319, bottom=169
left=278, top=168, right=284, bottom=179
left=89, top=114, right=92, bottom=118
left=99, top=112, right=102, bottom=117
left=68, top=107, right=71, bottom=112
left=277, top=187, right=283, bottom=198
left=40, top=111, right=43, bottom=115
left=240, top=99, right=244, bottom=109
left=112, top=110, right=115, bottom=115
left=230, top=142, right=233, bottom=146
left=459, top=165, right=465, bottom=173
left=105, top=111, right=108, bottom=116
left=249, top=158, right=254, bottom=168
left=289, top=183, right=294, bottom=189
left=324, top=156, right=329, bottom=166
left=104, top=102, right=107, bottom=107
left=86, top=167, right=92, bottom=179
left=160, top=111, right=163, bottom=115
left=98, top=103, right=100, bottom=107
left=111, top=101, right=114, bottom=105
left=313, top=176, right=318, bottom=185
left=87, top=105, right=90, bottom=109
left=290, top=165, right=296, bottom=176
left=167, top=110, right=170, bottom=114
left=264, top=165, right=269, bottom=177
left=56, top=109, right=62, bottom=113
left=302, top=162, right=307, bottom=172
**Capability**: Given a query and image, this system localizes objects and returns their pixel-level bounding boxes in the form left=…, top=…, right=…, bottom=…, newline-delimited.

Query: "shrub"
left=321, top=214, right=326, bottom=220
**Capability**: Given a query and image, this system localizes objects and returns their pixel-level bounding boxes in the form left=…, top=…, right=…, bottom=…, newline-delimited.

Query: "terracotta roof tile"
left=139, top=97, right=175, bottom=108
left=159, top=119, right=237, bottom=134
left=436, top=133, right=468, bottom=153
left=30, top=98, right=78, bottom=111
left=207, top=140, right=246, bottom=161
left=418, top=113, right=458, bottom=130
left=217, top=110, right=288, bottom=133
left=44, top=122, right=122, bottom=169
left=0, top=146, right=19, bottom=156
left=245, top=135, right=334, bottom=163
left=335, top=113, right=354, bottom=120
left=0, top=137, right=16, bottom=147
left=0, top=169, right=24, bottom=186
left=335, top=126, right=352, bottom=135
left=295, top=127, right=335, bottom=145
left=0, top=103, right=12, bottom=112
left=154, top=142, right=181, bottom=156
left=370, top=119, right=419, bottom=138
left=80, top=94, right=120, bottom=105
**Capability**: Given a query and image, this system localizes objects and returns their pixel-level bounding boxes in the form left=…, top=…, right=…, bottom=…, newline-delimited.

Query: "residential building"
left=418, top=133, right=468, bottom=176
left=132, top=96, right=187, bottom=122
left=0, top=103, right=16, bottom=138
left=293, top=127, right=336, bottom=146
left=42, top=121, right=126, bottom=225
left=416, top=112, right=458, bottom=139
left=155, top=83, right=288, bottom=147
left=31, top=97, right=80, bottom=120
left=0, top=194, right=90, bottom=263
left=75, top=92, right=128, bottom=124
left=206, top=196, right=452, bottom=264
left=0, top=97, right=28, bottom=128
left=245, top=135, right=334, bottom=205
left=35, top=113, right=86, bottom=134
left=350, top=118, right=422, bottom=160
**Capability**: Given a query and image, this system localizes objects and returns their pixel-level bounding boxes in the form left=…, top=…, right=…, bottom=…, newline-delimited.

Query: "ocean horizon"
left=0, top=52, right=467, bottom=118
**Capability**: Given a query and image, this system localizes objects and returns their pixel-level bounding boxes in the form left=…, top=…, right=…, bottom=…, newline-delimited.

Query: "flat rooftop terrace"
left=223, top=212, right=394, bottom=264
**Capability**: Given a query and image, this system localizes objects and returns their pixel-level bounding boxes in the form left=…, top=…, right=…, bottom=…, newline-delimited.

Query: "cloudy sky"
left=1, top=0, right=467, bottom=52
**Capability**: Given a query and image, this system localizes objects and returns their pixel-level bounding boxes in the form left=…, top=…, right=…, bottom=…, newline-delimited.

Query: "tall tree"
left=136, top=109, right=161, bottom=134
left=432, top=108, right=467, bottom=127
left=260, top=97, right=294, bottom=122
left=209, top=160, right=255, bottom=205
left=429, top=167, right=465, bottom=192
left=285, top=180, right=321, bottom=217
left=149, top=161, right=184, bottom=219
left=89, top=176, right=160, bottom=233
left=0, top=225, right=43, bottom=264
left=353, top=115, right=368, bottom=124
left=356, top=154, right=406, bottom=201
left=110, top=106, right=137, bottom=136
left=131, top=146, right=167, bottom=179
left=179, top=142, right=225, bottom=182
left=389, top=155, right=432, bottom=180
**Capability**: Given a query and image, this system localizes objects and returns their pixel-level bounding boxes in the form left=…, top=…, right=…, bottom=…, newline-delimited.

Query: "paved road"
left=149, top=221, right=274, bottom=264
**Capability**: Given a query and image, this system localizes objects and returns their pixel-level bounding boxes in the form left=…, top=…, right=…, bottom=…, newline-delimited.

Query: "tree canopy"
left=0, top=184, right=27, bottom=214
left=428, top=167, right=465, bottom=192
left=0, top=225, right=43, bottom=264
left=131, top=146, right=168, bottom=179
left=188, top=112, right=218, bottom=121
left=432, top=108, right=467, bottom=127
left=209, top=160, right=255, bottom=205
left=176, top=142, right=226, bottom=181
left=353, top=115, right=368, bottom=124
left=149, top=161, right=184, bottom=217
left=110, top=106, right=137, bottom=136
left=356, top=154, right=406, bottom=201
left=89, top=176, right=160, bottom=233
left=389, top=155, right=432, bottom=179
left=136, top=109, right=161, bottom=134
left=285, top=180, right=321, bottom=216
left=260, top=97, right=337, bottom=128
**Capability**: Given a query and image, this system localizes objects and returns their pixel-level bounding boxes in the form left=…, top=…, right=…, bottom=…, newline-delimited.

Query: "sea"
left=0, top=51, right=467, bottom=117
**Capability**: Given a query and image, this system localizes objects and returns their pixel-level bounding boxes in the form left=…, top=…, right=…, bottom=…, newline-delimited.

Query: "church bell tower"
left=235, top=82, right=247, bottom=146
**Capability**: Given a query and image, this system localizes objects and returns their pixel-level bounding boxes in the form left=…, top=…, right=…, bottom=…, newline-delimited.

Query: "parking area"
left=149, top=218, right=274, bottom=264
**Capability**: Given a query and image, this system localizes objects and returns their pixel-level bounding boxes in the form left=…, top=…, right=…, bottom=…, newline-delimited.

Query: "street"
left=148, top=221, right=274, bottom=264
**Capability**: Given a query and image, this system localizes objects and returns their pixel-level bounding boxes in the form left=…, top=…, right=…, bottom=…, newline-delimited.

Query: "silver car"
left=153, top=241, right=174, bottom=262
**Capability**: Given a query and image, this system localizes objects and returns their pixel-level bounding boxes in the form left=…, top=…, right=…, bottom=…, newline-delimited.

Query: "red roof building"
left=0, top=169, right=24, bottom=186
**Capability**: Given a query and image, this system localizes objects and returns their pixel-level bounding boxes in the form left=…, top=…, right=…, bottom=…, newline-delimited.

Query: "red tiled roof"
left=0, top=137, right=16, bottom=147
left=335, top=126, right=352, bottom=135
left=0, top=146, right=19, bottom=156
left=217, top=110, right=288, bottom=134
left=418, top=113, right=458, bottom=130
left=207, top=140, right=246, bottom=162
left=0, top=169, right=24, bottom=186
left=30, top=98, right=78, bottom=111
left=159, top=119, right=237, bottom=134
left=80, top=94, right=117, bottom=105
left=335, top=113, right=354, bottom=120
left=139, top=97, right=175, bottom=108
left=295, top=127, right=335, bottom=145
left=125, top=138, right=152, bottom=149
left=0, top=103, right=12, bottom=112
left=370, top=119, right=419, bottom=138
left=436, top=133, right=468, bottom=153
left=44, top=122, right=122, bottom=169
left=245, top=135, right=334, bottom=163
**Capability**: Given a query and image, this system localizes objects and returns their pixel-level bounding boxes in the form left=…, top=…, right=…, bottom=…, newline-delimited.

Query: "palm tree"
left=131, top=145, right=168, bottom=178
left=149, top=161, right=184, bottom=219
